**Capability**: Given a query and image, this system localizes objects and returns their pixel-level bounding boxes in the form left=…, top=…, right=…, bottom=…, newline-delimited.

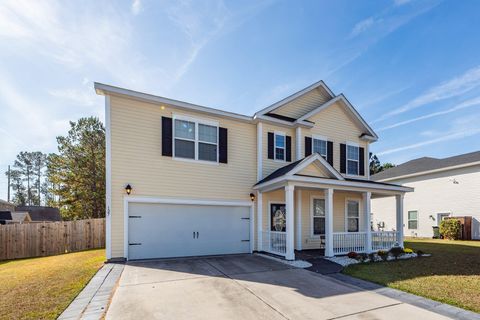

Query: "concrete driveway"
left=106, top=254, right=450, bottom=320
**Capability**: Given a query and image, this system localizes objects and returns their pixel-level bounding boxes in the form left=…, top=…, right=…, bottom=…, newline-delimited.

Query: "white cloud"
left=374, top=66, right=480, bottom=123
left=377, top=115, right=480, bottom=156
left=377, top=96, right=480, bottom=131
left=131, top=0, right=142, bottom=15
left=165, top=0, right=230, bottom=83
left=350, top=17, right=376, bottom=37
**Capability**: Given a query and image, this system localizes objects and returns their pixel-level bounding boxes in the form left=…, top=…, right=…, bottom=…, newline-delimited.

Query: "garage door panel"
left=128, top=203, right=250, bottom=260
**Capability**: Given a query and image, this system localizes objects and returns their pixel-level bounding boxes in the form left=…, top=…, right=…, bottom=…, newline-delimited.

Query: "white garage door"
left=128, top=202, right=251, bottom=260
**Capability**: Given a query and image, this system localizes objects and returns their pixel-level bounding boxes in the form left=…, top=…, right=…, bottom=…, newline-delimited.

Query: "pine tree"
left=47, top=117, right=105, bottom=220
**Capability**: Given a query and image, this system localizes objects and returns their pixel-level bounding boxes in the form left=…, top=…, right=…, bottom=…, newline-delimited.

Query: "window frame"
left=311, top=196, right=326, bottom=237
left=346, top=142, right=360, bottom=176
left=312, top=135, right=328, bottom=160
left=172, top=114, right=219, bottom=164
left=274, top=131, right=286, bottom=162
left=345, top=199, right=360, bottom=232
left=408, top=210, right=418, bottom=230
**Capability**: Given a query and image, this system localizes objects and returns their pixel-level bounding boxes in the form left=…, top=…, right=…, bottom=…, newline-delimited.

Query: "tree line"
left=5, top=117, right=105, bottom=220
left=369, top=153, right=396, bottom=175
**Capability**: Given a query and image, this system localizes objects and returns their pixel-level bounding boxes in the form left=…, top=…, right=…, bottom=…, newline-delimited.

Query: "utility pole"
left=7, top=165, right=10, bottom=202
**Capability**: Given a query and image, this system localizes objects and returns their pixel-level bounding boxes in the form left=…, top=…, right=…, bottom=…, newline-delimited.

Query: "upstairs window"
left=275, top=133, right=285, bottom=161
left=174, top=117, right=218, bottom=162
left=312, top=136, right=327, bottom=159
left=347, top=144, right=359, bottom=175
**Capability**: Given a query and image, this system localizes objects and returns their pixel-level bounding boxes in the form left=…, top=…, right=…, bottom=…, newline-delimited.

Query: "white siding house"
left=371, top=152, right=480, bottom=240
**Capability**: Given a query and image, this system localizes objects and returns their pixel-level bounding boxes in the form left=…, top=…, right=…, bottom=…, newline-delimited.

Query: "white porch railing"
left=372, top=231, right=398, bottom=251
left=332, top=232, right=367, bottom=255
left=262, top=231, right=286, bottom=256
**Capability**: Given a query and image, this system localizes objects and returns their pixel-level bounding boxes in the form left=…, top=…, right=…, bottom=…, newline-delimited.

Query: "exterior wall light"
left=125, top=184, right=132, bottom=195
left=249, top=193, right=256, bottom=202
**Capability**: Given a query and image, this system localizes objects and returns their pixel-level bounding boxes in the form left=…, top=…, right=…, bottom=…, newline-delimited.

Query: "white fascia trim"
left=377, top=161, right=480, bottom=182
left=123, top=196, right=254, bottom=260
left=94, top=82, right=252, bottom=123
left=124, top=196, right=253, bottom=207
left=295, top=94, right=378, bottom=141
left=253, top=80, right=335, bottom=117
left=254, top=114, right=313, bottom=128
left=105, top=95, right=112, bottom=260
left=289, top=153, right=345, bottom=180
left=254, top=174, right=413, bottom=193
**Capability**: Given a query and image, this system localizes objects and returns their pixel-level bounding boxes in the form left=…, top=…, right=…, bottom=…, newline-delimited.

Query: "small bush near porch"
left=343, top=239, right=480, bottom=313
left=0, top=249, right=105, bottom=319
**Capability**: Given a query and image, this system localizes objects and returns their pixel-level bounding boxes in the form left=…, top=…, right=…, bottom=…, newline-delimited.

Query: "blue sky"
left=1, top=0, right=480, bottom=199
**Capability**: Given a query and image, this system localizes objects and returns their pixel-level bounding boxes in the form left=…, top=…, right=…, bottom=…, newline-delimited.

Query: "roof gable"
left=296, top=94, right=378, bottom=140
left=254, top=80, right=335, bottom=118
left=256, top=153, right=344, bottom=185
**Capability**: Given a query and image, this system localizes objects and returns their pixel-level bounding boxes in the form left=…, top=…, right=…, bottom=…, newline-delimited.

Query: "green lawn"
left=0, top=249, right=105, bottom=320
left=343, top=239, right=480, bottom=313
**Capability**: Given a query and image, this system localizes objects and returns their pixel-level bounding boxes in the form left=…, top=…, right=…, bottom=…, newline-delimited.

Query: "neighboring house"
left=0, top=199, right=15, bottom=212
left=95, top=80, right=412, bottom=261
left=371, top=151, right=480, bottom=240
left=0, top=211, right=31, bottom=224
left=16, top=206, right=62, bottom=222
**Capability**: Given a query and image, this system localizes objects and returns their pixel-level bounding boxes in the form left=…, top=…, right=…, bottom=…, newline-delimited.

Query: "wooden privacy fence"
left=0, top=218, right=105, bottom=261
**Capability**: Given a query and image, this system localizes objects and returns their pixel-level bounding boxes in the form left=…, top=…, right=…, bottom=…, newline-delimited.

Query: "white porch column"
left=325, top=188, right=334, bottom=257
left=396, top=194, right=404, bottom=247
left=296, top=189, right=302, bottom=250
left=296, top=127, right=302, bottom=160
left=363, top=192, right=372, bottom=253
left=257, top=191, right=263, bottom=251
left=285, top=185, right=295, bottom=260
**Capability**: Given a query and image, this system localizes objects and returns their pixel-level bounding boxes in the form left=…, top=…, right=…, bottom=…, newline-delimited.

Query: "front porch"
left=253, top=155, right=411, bottom=260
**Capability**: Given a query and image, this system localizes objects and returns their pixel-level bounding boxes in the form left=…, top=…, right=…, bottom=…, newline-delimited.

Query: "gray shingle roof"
left=372, top=151, right=480, bottom=181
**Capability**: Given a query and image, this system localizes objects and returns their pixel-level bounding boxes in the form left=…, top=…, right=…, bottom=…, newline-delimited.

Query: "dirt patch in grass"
left=343, top=239, right=480, bottom=313
left=0, top=249, right=105, bottom=320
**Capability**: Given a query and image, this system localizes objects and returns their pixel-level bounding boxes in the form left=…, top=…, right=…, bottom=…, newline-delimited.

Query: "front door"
left=312, top=198, right=326, bottom=249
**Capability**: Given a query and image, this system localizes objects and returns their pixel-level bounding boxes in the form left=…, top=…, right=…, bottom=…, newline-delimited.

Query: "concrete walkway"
left=105, top=254, right=454, bottom=320
left=58, top=263, right=124, bottom=320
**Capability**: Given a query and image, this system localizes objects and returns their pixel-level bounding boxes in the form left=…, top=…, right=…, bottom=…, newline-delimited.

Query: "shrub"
left=440, top=219, right=461, bottom=240
left=403, top=248, right=414, bottom=254
left=389, top=246, right=404, bottom=260
left=377, top=250, right=389, bottom=261
left=347, top=251, right=358, bottom=259
left=368, top=252, right=376, bottom=262
left=357, top=253, right=368, bottom=262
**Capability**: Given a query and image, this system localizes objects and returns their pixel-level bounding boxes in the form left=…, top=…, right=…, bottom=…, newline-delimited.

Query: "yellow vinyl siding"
left=300, top=101, right=369, bottom=176
left=297, top=163, right=329, bottom=178
left=109, top=95, right=257, bottom=258
left=275, top=87, right=331, bottom=119
left=262, top=123, right=295, bottom=178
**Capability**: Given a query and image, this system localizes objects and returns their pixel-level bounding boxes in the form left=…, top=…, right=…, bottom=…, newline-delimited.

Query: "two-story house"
left=95, top=81, right=412, bottom=261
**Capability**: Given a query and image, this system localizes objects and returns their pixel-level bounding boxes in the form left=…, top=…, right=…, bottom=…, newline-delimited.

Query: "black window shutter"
left=219, top=127, right=228, bottom=163
left=162, top=117, right=173, bottom=157
left=286, top=136, right=292, bottom=162
left=304, top=137, right=312, bottom=157
left=267, top=132, right=274, bottom=159
left=340, top=143, right=346, bottom=174
left=359, top=147, right=365, bottom=175
left=327, top=141, right=333, bottom=166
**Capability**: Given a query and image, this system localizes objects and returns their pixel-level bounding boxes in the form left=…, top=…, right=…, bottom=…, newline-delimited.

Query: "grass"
left=0, top=249, right=105, bottom=320
left=343, top=239, right=480, bottom=313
